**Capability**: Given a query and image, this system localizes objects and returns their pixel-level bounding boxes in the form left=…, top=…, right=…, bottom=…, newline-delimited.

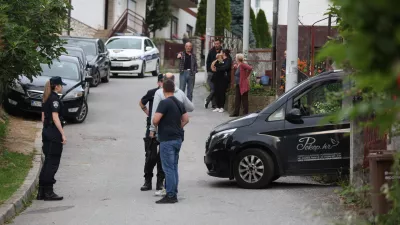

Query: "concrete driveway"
left=11, top=73, right=341, bottom=225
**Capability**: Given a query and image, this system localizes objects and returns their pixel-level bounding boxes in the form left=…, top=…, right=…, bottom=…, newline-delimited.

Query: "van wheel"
left=234, top=148, right=274, bottom=189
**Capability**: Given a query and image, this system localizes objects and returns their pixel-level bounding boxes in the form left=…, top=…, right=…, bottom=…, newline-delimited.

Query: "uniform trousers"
left=39, top=127, right=63, bottom=188
left=143, top=127, right=165, bottom=180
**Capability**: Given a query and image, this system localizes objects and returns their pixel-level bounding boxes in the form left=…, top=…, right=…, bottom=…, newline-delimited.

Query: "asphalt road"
left=11, top=73, right=342, bottom=225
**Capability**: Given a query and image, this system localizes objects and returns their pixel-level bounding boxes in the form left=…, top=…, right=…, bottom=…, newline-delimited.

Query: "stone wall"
left=192, top=37, right=202, bottom=69
left=247, top=49, right=272, bottom=77
left=69, top=18, right=97, bottom=38
left=225, top=95, right=276, bottom=115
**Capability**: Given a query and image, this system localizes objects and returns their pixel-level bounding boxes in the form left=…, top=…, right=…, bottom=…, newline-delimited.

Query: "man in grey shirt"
left=150, top=73, right=194, bottom=138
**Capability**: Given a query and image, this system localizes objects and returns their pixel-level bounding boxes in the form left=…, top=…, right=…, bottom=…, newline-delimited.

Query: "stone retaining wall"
left=225, top=95, right=276, bottom=116
left=68, top=18, right=97, bottom=38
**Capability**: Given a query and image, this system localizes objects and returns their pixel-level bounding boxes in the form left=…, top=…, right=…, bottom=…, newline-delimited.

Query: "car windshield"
left=64, top=50, right=84, bottom=64
left=64, top=40, right=97, bottom=56
left=40, top=60, right=79, bottom=81
left=106, top=38, right=142, bottom=50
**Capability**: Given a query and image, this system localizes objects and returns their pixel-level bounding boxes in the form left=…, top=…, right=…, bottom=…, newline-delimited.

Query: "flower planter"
left=225, top=94, right=276, bottom=116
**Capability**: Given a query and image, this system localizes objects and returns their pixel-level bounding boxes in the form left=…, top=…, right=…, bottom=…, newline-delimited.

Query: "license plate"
left=112, top=62, right=123, bottom=67
left=31, top=101, right=42, bottom=107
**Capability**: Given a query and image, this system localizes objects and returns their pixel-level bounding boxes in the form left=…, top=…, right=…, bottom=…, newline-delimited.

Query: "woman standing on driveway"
left=230, top=53, right=253, bottom=117
left=211, top=49, right=232, bottom=113
left=37, top=76, right=67, bottom=201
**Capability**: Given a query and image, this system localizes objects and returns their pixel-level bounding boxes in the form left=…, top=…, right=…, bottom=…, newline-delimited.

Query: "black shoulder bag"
left=169, top=97, right=185, bottom=142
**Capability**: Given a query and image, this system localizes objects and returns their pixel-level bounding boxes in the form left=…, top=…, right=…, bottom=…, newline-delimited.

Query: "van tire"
left=234, top=148, right=274, bottom=189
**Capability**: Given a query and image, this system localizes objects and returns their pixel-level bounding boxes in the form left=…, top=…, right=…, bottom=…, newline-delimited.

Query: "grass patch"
left=0, top=109, right=34, bottom=205
left=0, top=150, right=33, bottom=204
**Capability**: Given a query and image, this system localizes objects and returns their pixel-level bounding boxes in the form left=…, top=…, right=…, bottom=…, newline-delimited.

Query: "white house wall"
left=70, top=0, right=105, bottom=29
left=154, top=7, right=197, bottom=39
left=278, top=0, right=334, bottom=26
left=136, top=0, right=147, bottom=18
left=115, top=0, right=127, bottom=24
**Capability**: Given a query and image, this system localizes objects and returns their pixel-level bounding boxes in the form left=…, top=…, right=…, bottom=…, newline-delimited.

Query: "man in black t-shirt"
left=139, top=74, right=165, bottom=192
left=153, top=79, right=189, bottom=204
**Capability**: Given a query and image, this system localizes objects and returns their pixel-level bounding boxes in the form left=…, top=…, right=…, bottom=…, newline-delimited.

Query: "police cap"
left=50, top=76, right=67, bottom=86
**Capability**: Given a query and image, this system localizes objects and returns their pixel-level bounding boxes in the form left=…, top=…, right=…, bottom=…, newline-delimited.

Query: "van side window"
left=292, top=81, right=342, bottom=116
left=268, top=106, right=285, bottom=121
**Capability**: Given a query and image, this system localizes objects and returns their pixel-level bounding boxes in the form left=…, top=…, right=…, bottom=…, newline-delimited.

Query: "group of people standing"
left=136, top=40, right=253, bottom=204
left=205, top=39, right=253, bottom=117
left=140, top=72, right=194, bottom=204
left=37, top=39, right=253, bottom=205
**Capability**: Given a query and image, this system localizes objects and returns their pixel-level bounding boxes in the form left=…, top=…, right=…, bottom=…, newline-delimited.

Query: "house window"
left=186, top=25, right=193, bottom=37
left=171, top=17, right=178, bottom=39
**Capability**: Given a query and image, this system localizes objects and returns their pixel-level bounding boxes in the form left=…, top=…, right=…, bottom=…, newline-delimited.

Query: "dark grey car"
left=61, top=36, right=111, bottom=87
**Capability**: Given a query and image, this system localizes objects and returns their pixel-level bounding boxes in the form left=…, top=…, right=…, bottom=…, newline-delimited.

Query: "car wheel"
left=91, top=70, right=101, bottom=87
left=234, top=148, right=274, bottom=189
left=152, top=60, right=160, bottom=76
left=73, top=100, right=88, bottom=123
left=101, top=68, right=110, bottom=83
left=138, top=61, right=145, bottom=78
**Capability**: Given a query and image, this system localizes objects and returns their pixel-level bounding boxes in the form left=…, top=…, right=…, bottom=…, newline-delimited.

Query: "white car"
left=105, top=36, right=160, bottom=78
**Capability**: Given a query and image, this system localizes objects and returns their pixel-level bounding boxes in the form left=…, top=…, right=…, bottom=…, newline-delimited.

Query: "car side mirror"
left=286, top=108, right=302, bottom=121
left=145, top=46, right=152, bottom=51
left=85, top=76, right=93, bottom=83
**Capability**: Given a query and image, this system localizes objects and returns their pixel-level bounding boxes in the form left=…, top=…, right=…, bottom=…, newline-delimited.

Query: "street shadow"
left=207, top=179, right=337, bottom=190
left=3, top=106, right=41, bottom=122
left=111, top=74, right=156, bottom=79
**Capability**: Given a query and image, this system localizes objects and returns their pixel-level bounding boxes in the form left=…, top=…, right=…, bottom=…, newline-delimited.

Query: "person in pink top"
left=230, top=53, right=253, bottom=117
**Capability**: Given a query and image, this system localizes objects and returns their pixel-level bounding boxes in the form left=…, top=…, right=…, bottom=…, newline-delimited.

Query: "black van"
left=204, top=70, right=350, bottom=189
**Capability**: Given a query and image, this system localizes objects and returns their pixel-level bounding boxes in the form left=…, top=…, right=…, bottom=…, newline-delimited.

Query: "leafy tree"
left=319, top=1, right=400, bottom=222
left=195, top=0, right=231, bottom=37
left=195, top=0, right=207, bottom=36
left=215, top=0, right=231, bottom=36
left=230, top=0, right=256, bottom=48
left=0, top=0, right=71, bottom=101
left=256, top=9, right=271, bottom=48
left=250, top=8, right=259, bottom=47
left=145, top=0, right=172, bottom=37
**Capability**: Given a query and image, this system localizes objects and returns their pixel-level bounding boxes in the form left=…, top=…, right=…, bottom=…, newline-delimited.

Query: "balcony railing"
left=108, top=9, right=148, bottom=37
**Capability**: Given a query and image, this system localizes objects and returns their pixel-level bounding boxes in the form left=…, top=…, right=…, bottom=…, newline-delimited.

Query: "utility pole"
left=205, top=0, right=215, bottom=71
left=285, top=0, right=299, bottom=92
left=243, top=0, right=250, bottom=59
left=255, top=0, right=260, bottom=14
left=67, top=0, right=72, bottom=36
left=271, top=0, right=279, bottom=92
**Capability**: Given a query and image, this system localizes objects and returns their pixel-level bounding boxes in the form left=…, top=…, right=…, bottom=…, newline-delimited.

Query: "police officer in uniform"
left=139, top=74, right=165, bottom=191
left=37, top=76, right=67, bottom=201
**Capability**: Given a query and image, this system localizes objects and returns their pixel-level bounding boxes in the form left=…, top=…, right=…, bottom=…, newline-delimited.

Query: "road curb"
left=0, top=122, right=43, bottom=225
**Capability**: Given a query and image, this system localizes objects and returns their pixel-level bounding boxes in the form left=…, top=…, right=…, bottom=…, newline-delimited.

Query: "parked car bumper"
left=110, top=59, right=142, bottom=74
left=204, top=153, right=231, bottom=178
left=6, top=90, right=84, bottom=119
